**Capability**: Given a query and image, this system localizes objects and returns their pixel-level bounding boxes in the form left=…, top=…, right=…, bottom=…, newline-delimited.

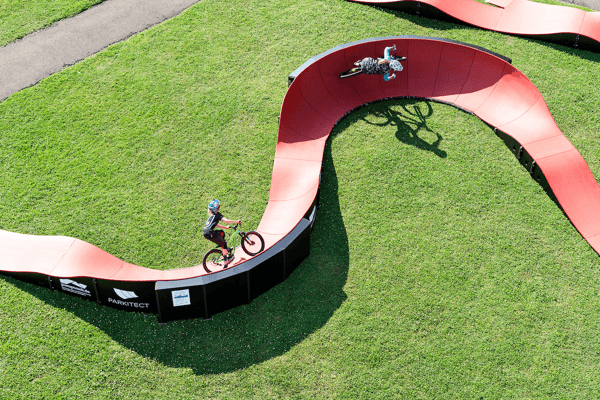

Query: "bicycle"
left=202, top=223, right=265, bottom=273
left=339, top=44, right=407, bottom=79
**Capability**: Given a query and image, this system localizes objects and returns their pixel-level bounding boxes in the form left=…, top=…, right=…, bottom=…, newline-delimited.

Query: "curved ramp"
left=348, top=0, right=600, bottom=52
left=2, top=36, right=600, bottom=321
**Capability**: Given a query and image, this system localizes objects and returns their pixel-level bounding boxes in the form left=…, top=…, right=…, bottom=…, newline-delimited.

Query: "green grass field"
left=0, top=0, right=106, bottom=46
left=1, top=0, right=600, bottom=398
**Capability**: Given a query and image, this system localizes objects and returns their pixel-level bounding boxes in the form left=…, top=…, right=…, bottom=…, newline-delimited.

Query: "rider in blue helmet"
left=203, top=199, right=241, bottom=265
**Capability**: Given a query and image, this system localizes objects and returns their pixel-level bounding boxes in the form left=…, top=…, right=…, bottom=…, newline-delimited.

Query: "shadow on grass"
left=1, top=99, right=443, bottom=374
left=0, top=137, right=349, bottom=375
left=519, top=36, right=600, bottom=62
left=4, top=97, right=573, bottom=377
left=338, top=99, right=446, bottom=158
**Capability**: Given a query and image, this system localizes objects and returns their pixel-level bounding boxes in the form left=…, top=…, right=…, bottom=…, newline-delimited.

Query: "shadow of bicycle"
left=342, top=99, right=447, bottom=159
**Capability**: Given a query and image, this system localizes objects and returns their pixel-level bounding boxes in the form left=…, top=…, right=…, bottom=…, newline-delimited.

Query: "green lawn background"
left=0, top=0, right=593, bottom=47
left=1, top=0, right=600, bottom=398
left=0, top=0, right=106, bottom=46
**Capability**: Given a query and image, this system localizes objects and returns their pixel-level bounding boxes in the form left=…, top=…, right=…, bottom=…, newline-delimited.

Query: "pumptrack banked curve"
left=348, top=0, right=600, bottom=52
left=2, top=36, right=600, bottom=321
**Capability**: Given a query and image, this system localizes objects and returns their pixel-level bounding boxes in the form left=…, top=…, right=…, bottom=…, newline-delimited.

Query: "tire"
left=203, top=249, right=225, bottom=273
left=339, top=67, right=363, bottom=79
left=241, top=231, right=265, bottom=256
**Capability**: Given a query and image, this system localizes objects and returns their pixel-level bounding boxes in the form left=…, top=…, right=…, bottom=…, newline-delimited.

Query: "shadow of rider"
left=360, top=100, right=447, bottom=159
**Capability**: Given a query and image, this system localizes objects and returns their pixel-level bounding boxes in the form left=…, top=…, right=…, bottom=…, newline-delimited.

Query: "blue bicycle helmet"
left=208, top=199, right=221, bottom=212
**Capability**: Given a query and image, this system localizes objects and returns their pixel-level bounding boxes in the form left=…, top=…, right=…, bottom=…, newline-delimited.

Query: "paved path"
left=559, top=0, right=600, bottom=10
left=0, top=0, right=200, bottom=102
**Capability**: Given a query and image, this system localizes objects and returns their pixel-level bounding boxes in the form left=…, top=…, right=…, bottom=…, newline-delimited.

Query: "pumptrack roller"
left=2, top=36, right=599, bottom=321
left=347, top=0, right=600, bottom=52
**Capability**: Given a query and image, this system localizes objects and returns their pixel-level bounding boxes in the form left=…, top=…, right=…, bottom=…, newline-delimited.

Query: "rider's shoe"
left=223, top=254, right=234, bottom=266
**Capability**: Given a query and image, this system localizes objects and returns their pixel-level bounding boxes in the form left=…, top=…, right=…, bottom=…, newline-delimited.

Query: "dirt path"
left=0, top=0, right=200, bottom=102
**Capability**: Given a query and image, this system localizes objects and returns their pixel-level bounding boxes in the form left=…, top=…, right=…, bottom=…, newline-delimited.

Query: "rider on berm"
left=354, top=46, right=403, bottom=81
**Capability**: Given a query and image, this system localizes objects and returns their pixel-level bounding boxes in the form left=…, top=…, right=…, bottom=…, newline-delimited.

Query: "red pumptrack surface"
left=348, top=0, right=600, bottom=51
left=2, top=36, right=600, bottom=286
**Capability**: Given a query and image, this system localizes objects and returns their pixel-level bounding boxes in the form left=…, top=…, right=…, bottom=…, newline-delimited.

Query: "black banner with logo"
left=96, top=279, right=157, bottom=314
left=50, top=276, right=99, bottom=302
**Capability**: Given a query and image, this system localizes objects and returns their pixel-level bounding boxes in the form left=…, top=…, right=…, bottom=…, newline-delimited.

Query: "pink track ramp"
left=348, top=0, right=600, bottom=52
left=3, top=36, right=600, bottom=319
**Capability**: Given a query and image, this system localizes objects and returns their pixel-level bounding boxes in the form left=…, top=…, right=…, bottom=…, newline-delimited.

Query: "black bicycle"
left=202, top=223, right=265, bottom=273
left=339, top=44, right=407, bottom=79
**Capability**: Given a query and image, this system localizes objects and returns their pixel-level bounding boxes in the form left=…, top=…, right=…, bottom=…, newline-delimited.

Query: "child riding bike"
left=203, top=199, right=241, bottom=266
left=354, top=46, right=403, bottom=81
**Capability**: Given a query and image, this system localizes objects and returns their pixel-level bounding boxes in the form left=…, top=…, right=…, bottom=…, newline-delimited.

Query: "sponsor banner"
left=114, top=288, right=137, bottom=300
left=172, top=289, right=191, bottom=307
left=107, top=296, right=151, bottom=309
left=155, top=281, right=208, bottom=322
left=60, top=279, right=92, bottom=297
left=96, top=280, right=157, bottom=313
left=106, top=287, right=151, bottom=309
left=51, top=277, right=98, bottom=300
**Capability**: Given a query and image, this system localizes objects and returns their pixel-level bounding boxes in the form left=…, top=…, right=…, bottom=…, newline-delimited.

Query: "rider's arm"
left=220, top=217, right=241, bottom=226
left=383, top=72, right=396, bottom=81
left=384, top=46, right=393, bottom=61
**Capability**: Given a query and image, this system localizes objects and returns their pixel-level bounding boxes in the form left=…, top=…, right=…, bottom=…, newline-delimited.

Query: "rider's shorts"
left=204, top=230, right=227, bottom=248
left=360, top=58, right=390, bottom=76
left=360, top=58, right=377, bottom=75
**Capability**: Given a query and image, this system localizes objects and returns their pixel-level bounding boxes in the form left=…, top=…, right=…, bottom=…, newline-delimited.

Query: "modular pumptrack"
left=2, top=36, right=600, bottom=322
left=348, top=0, right=600, bottom=52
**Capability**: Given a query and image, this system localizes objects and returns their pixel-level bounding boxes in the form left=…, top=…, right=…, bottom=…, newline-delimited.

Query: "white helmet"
left=390, top=59, right=403, bottom=72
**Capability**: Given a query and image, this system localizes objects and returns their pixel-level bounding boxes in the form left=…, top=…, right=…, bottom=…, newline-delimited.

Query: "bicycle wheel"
left=241, top=231, right=265, bottom=256
left=339, top=67, right=363, bottom=79
left=203, top=249, right=225, bottom=273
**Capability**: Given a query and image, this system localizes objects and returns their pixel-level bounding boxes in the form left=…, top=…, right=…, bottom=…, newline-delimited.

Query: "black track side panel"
left=155, top=277, right=208, bottom=323
left=283, top=219, right=312, bottom=279
left=154, top=219, right=313, bottom=322
left=247, top=243, right=286, bottom=302
left=0, top=271, right=51, bottom=289
left=95, top=279, right=157, bottom=314
left=50, top=276, right=99, bottom=303
left=494, top=128, right=557, bottom=206
left=204, top=271, right=250, bottom=317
